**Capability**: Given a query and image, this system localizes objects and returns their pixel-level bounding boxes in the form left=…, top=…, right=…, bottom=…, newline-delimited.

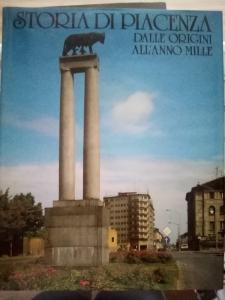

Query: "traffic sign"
left=165, top=236, right=170, bottom=244
left=163, top=226, right=172, bottom=236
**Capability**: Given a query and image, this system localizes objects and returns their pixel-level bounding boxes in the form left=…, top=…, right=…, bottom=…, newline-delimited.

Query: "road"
left=172, top=251, right=224, bottom=289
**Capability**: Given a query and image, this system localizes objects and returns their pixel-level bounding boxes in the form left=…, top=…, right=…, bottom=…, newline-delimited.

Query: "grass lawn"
left=0, top=256, right=178, bottom=290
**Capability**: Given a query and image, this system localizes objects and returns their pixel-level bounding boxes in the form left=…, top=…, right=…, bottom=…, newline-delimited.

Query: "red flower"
left=79, top=279, right=90, bottom=287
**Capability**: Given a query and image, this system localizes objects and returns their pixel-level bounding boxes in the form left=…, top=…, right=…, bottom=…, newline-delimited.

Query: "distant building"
left=153, top=228, right=165, bottom=250
left=104, top=192, right=155, bottom=250
left=186, top=177, right=224, bottom=250
left=23, top=237, right=44, bottom=256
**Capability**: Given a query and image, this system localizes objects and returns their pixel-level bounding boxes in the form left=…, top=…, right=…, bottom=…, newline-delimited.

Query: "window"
left=208, top=206, right=215, bottom=216
left=112, top=237, right=114, bottom=243
left=195, top=192, right=202, bottom=200
left=209, top=192, right=214, bottom=199
left=204, top=192, right=209, bottom=199
left=220, top=221, right=225, bottom=231
left=209, top=221, right=215, bottom=232
left=220, top=205, right=225, bottom=215
left=215, top=192, right=220, bottom=199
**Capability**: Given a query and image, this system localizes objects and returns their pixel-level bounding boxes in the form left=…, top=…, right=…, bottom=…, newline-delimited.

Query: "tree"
left=0, top=190, right=44, bottom=256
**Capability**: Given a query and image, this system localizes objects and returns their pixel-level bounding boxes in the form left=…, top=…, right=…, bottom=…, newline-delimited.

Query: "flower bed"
left=0, top=254, right=177, bottom=290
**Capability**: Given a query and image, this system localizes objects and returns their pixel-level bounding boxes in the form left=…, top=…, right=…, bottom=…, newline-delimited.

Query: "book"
left=0, top=5, right=224, bottom=291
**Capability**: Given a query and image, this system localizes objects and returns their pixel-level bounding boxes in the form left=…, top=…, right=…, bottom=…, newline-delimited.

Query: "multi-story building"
left=104, top=192, right=155, bottom=250
left=186, top=177, right=224, bottom=250
left=153, top=228, right=165, bottom=250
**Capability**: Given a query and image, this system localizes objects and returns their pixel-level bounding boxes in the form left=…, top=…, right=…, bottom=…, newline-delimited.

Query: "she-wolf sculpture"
left=62, top=32, right=105, bottom=56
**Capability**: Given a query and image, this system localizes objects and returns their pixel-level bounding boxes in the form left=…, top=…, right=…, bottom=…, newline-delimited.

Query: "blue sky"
left=0, top=7, right=224, bottom=237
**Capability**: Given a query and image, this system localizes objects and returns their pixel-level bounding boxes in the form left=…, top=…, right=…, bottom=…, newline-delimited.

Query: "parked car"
left=180, top=243, right=188, bottom=250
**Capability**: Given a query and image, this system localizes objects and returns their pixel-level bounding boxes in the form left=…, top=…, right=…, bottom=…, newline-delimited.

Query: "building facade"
left=153, top=228, right=165, bottom=250
left=104, top=192, right=155, bottom=250
left=186, top=177, right=224, bottom=250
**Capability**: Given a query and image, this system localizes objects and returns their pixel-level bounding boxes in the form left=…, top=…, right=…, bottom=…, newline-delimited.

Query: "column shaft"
left=83, top=66, right=100, bottom=200
left=59, top=69, right=75, bottom=201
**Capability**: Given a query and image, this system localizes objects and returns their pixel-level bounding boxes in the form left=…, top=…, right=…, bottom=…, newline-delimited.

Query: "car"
left=180, top=243, right=188, bottom=250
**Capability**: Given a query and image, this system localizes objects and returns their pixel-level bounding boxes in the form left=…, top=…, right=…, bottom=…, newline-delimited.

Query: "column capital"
left=60, top=54, right=99, bottom=73
left=60, top=66, right=71, bottom=72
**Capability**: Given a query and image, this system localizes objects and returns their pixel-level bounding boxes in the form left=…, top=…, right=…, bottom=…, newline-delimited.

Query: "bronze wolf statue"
left=62, top=32, right=105, bottom=56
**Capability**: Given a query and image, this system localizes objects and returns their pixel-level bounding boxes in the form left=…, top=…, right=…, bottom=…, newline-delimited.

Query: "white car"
left=180, top=243, right=188, bottom=250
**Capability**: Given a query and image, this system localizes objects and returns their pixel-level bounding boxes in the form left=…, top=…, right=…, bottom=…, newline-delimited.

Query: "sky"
left=0, top=6, right=224, bottom=241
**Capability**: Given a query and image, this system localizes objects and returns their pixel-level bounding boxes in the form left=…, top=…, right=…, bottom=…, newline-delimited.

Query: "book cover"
left=0, top=6, right=224, bottom=292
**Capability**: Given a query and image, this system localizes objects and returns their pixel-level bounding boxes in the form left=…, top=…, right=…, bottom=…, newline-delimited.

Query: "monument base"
left=45, top=201, right=109, bottom=266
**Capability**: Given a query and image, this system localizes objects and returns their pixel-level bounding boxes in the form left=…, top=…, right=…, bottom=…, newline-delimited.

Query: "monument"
left=45, top=33, right=109, bottom=266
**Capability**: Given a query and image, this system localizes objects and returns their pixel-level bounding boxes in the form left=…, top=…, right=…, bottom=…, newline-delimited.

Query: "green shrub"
left=109, top=251, right=127, bottom=263
left=157, top=252, right=173, bottom=263
left=125, top=253, right=142, bottom=264
left=0, top=263, right=14, bottom=282
left=152, top=267, right=167, bottom=284
left=0, top=263, right=19, bottom=290
left=110, top=250, right=173, bottom=264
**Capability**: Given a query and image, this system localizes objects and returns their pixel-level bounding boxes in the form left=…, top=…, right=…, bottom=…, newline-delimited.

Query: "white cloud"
left=0, top=157, right=217, bottom=241
left=18, top=117, right=59, bottom=137
left=3, top=114, right=59, bottom=137
left=0, top=163, right=59, bottom=208
left=2, top=114, right=85, bottom=141
left=110, top=91, right=156, bottom=134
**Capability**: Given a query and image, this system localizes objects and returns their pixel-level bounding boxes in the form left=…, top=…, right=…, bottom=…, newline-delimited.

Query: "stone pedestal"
left=45, top=55, right=109, bottom=266
left=45, top=204, right=109, bottom=266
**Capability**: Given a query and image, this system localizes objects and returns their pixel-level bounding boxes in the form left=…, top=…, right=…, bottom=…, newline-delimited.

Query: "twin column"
left=59, top=56, right=100, bottom=201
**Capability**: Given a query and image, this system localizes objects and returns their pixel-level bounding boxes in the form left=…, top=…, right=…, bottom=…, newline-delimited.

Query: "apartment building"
left=104, top=192, right=155, bottom=250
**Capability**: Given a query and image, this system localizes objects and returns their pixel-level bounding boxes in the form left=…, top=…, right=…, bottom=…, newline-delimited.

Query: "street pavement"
left=172, top=250, right=224, bottom=290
